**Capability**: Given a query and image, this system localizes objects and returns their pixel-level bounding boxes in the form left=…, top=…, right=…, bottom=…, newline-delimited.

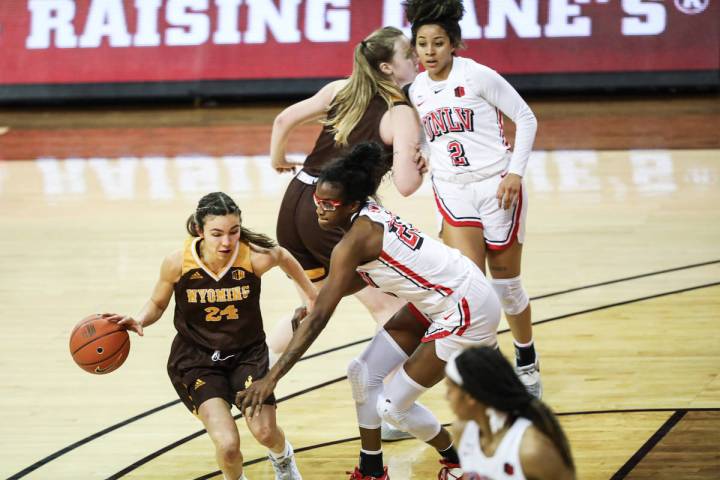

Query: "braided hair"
left=452, top=346, right=575, bottom=471
left=317, top=142, right=393, bottom=205
left=185, top=192, right=276, bottom=249
left=403, top=0, right=466, bottom=49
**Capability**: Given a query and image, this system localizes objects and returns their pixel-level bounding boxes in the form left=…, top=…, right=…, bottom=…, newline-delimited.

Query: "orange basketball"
left=69, top=314, right=130, bottom=374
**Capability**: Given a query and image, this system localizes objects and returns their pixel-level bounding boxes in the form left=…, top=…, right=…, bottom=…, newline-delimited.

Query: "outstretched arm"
left=104, top=250, right=180, bottom=336
left=237, top=220, right=381, bottom=416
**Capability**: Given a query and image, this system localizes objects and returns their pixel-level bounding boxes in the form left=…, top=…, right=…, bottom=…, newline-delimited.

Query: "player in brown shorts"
left=267, top=26, right=427, bottom=363
left=105, top=192, right=315, bottom=480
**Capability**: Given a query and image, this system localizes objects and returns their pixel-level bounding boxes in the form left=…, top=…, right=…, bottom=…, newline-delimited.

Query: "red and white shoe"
left=347, top=466, right=389, bottom=479
left=437, top=459, right=462, bottom=479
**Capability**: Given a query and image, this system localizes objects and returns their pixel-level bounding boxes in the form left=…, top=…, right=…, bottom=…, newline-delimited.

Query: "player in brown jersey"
left=266, top=26, right=428, bottom=362
left=104, top=192, right=315, bottom=480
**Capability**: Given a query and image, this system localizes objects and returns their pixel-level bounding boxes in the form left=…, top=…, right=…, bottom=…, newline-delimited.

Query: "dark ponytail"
left=186, top=192, right=276, bottom=249
left=455, top=347, right=575, bottom=471
left=318, top=142, right=393, bottom=204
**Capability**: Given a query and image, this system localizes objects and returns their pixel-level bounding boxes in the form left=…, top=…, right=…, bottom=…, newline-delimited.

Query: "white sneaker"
left=380, top=421, right=412, bottom=441
left=516, top=358, right=542, bottom=399
left=268, top=449, right=302, bottom=480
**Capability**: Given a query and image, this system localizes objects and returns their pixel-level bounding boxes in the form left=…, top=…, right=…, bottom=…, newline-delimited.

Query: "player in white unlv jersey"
left=239, top=142, right=501, bottom=480
left=445, top=347, right=576, bottom=480
left=356, top=201, right=498, bottom=345
left=409, top=56, right=535, bottom=182
left=404, top=0, right=542, bottom=401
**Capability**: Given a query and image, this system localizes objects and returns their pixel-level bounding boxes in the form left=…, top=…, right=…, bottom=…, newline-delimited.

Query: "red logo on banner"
left=674, top=0, right=709, bottom=15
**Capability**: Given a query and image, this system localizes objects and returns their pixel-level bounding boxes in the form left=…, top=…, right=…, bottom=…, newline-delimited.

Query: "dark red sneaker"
left=437, top=459, right=462, bottom=479
left=347, top=466, right=389, bottom=479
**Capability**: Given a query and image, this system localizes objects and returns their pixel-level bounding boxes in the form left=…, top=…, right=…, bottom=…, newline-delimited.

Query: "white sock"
left=269, top=439, right=292, bottom=459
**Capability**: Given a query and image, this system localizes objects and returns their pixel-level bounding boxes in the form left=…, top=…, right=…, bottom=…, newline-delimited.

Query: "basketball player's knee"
left=376, top=395, right=440, bottom=442
left=491, top=276, right=529, bottom=315
left=347, top=358, right=370, bottom=403
left=251, top=424, right=275, bottom=447
left=215, top=436, right=241, bottom=464
left=348, top=357, right=387, bottom=402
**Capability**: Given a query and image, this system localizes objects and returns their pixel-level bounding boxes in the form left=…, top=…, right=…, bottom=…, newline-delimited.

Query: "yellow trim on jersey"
left=233, top=241, right=253, bottom=273
left=305, top=266, right=326, bottom=281
left=182, top=237, right=201, bottom=276
left=182, top=237, right=251, bottom=279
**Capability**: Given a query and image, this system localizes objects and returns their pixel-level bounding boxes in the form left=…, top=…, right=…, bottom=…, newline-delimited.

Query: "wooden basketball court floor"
left=0, top=94, right=718, bottom=479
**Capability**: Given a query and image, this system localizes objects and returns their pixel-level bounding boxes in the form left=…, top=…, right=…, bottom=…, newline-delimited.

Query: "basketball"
left=69, top=314, right=130, bottom=374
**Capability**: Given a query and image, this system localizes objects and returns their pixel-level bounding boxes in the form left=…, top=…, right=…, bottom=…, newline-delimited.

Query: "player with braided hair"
left=403, top=0, right=542, bottom=399
left=445, top=346, right=575, bottom=479
left=238, top=142, right=502, bottom=479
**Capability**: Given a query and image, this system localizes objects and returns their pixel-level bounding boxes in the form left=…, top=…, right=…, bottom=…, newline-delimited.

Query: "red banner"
left=0, top=0, right=717, bottom=85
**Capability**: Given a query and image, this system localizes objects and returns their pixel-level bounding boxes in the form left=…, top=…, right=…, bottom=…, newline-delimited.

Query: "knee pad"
left=347, top=358, right=369, bottom=403
left=491, top=276, right=529, bottom=316
left=376, top=395, right=441, bottom=442
left=375, top=368, right=441, bottom=442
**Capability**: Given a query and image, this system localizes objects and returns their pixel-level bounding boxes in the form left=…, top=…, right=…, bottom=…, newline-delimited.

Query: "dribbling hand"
left=496, top=173, right=522, bottom=210
left=103, top=312, right=144, bottom=336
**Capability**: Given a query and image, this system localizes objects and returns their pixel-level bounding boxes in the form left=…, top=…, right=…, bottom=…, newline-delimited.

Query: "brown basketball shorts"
left=167, top=334, right=276, bottom=414
left=276, top=175, right=344, bottom=282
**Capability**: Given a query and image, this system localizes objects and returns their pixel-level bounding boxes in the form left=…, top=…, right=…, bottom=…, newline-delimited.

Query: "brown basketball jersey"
left=173, top=238, right=264, bottom=352
left=302, top=95, right=408, bottom=176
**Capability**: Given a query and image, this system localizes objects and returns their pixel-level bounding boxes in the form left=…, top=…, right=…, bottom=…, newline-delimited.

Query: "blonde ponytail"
left=324, top=27, right=406, bottom=146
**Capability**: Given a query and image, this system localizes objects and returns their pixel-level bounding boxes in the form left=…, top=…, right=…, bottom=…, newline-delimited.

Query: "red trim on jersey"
left=422, top=329, right=453, bottom=342
left=497, top=108, right=509, bottom=148
left=407, top=303, right=431, bottom=327
left=379, top=251, right=454, bottom=296
left=421, top=297, right=471, bottom=342
left=432, top=185, right=484, bottom=228
left=456, top=297, right=471, bottom=336
left=486, top=184, right=523, bottom=251
left=357, top=271, right=379, bottom=288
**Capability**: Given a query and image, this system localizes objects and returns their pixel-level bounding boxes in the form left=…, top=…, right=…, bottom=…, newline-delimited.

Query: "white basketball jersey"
left=458, top=418, right=532, bottom=480
left=409, top=57, right=536, bottom=181
left=354, top=202, right=482, bottom=319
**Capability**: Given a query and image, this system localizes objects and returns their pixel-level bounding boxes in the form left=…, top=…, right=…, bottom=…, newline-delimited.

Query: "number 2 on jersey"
left=388, top=215, right=424, bottom=251
left=447, top=140, right=469, bottom=166
left=205, top=304, right=240, bottom=322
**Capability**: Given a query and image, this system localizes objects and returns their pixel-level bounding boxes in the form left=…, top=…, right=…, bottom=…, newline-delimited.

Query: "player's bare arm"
left=382, top=104, right=424, bottom=196
left=249, top=244, right=318, bottom=308
left=105, top=249, right=181, bottom=336
left=236, top=219, right=381, bottom=416
left=270, top=79, right=346, bottom=172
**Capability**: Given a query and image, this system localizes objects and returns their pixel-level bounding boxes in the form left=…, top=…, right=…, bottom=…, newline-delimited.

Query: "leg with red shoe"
left=375, top=339, right=465, bottom=479
left=346, top=310, right=467, bottom=478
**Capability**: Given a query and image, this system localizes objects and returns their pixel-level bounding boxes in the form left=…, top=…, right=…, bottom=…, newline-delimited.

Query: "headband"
left=444, top=349, right=463, bottom=385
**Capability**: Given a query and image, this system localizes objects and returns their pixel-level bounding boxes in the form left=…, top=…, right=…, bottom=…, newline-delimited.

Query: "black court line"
left=532, top=259, right=719, bottom=300
left=110, top=281, right=720, bottom=479
left=7, top=346, right=354, bottom=479
left=105, top=376, right=346, bottom=480
left=6, top=399, right=180, bottom=480
left=8, top=263, right=718, bottom=478
left=610, top=410, right=687, bottom=479
left=193, top=436, right=360, bottom=480
left=194, top=408, right=718, bottom=480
